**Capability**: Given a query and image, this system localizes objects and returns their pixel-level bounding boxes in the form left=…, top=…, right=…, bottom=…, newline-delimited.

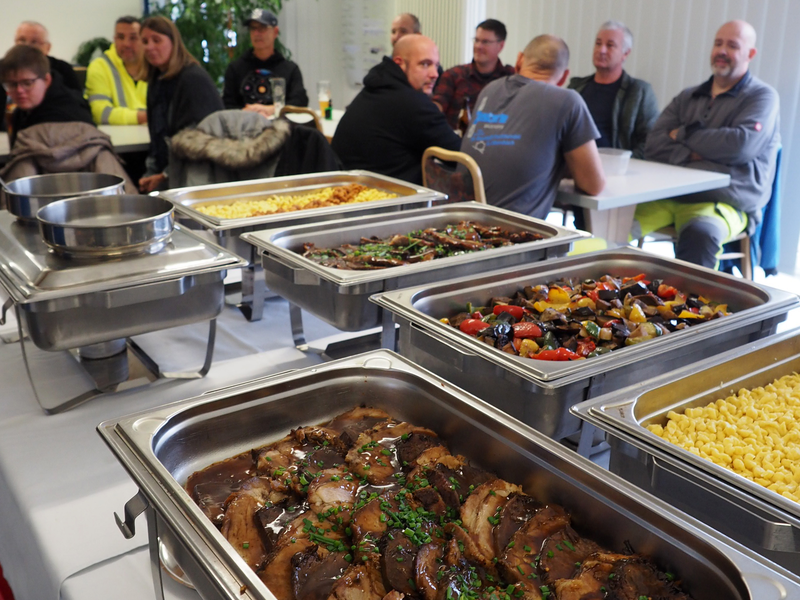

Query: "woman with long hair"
left=138, top=15, right=223, bottom=192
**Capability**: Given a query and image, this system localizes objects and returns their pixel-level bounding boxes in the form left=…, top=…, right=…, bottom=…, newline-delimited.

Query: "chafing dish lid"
left=0, top=211, right=246, bottom=303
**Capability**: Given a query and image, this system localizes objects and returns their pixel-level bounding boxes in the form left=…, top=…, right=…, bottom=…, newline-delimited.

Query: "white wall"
left=0, top=0, right=142, bottom=63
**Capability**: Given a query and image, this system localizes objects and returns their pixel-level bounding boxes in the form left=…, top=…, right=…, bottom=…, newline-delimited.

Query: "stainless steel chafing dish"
left=100, top=349, right=800, bottom=600
left=0, top=209, right=247, bottom=414
left=370, top=248, right=798, bottom=447
left=241, top=203, right=587, bottom=347
left=159, top=171, right=447, bottom=260
left=571, top=328, right=800, bottom=573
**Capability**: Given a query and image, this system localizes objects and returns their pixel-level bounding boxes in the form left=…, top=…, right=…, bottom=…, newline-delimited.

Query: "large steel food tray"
left=98, top=349, right=800, bottom=600
left=242, top=202, right=587, bottom=331
left=370, top=247, right=798, bottom=441
left=571, top=328, right=800, bottom=572
left=159, top=171, right=447, bottom=261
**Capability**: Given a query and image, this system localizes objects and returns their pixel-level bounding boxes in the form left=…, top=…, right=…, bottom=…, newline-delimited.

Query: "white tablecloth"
left=0, top=293, right=345, bottom=600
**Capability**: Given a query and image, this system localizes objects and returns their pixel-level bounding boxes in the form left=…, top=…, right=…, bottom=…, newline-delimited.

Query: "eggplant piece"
left=619, top=281, right=649, bottom=297
left=494, top=311, right=517, bottom=325
left=484, top=322, right=513, bottom=349
left=571, top=306, right=596, bottom=318
left=539, top=308, right=568, bottom=323
left=647, top=279, right=663, bottom=294
left=597, top=289, right=620, bottom=301
left=631, top=294, right=664, bottom=307
left=686, top=295, right=703, bottom=309
left=610, top=322, right=630, bottom=339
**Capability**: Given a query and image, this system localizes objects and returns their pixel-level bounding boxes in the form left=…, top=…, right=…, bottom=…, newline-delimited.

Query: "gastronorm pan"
left=98, top=349, right=800, bottom=600
left=571, top=327, right=800, bottom=573
left=242, top=202, right=587, bottom=331
left=158, top=171, right=447, bottom=261
left=370, top=247, right=798, bottom=440
left=37, top=195, right=174, bottom=258
left=3, top=172, right=125, bottom=221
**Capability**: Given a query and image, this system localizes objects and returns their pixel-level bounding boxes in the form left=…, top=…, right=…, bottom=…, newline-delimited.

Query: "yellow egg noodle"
left=194, top=185, right=398, bottom=219
left=648, top=372, right=800, bottom=502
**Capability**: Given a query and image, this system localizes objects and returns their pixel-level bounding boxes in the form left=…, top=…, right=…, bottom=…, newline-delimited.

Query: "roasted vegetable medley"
left=442, top=274, right=731, bottom=361
left=302, top=221, right=544, bottom=270
left=186, top=407, right=693, bottom=600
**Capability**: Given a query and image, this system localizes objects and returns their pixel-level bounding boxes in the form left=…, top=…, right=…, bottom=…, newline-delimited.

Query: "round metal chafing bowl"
left=4, top=173, right=126, bottom=222
left=36, top=194, right=175, bottom=258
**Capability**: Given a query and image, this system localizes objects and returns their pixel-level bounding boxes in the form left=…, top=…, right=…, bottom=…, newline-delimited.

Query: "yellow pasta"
left=194, top=184, right=398, bottom=219
left=648, top=372, right=800, bottom=502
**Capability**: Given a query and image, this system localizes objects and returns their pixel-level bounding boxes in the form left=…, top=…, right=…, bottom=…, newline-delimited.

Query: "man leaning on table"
left=332, top=34, right=461, bottom=185
left=222, top=9, right=308, bottom=118
left=637, top=20, right=780, bottom=270
left=85, top=16, right=148, bottom=125
left=460, top=34, right=605, bottom=219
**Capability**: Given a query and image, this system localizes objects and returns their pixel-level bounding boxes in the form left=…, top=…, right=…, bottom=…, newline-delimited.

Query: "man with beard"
left=332, top=34, right=460, bottom=185
left=637, top=20, right=780, bottom=269
left=85, top=16, right=148, bottom=125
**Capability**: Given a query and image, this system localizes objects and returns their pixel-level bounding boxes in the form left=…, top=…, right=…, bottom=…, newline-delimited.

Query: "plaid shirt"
left=432, top=60, right=515, bottom=129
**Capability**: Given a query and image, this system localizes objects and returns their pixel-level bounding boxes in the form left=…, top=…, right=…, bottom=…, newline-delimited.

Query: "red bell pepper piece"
left=459, top=319, right=490, bottom=335
left=531, top=347, right=581, bottom=361
left=656, top=284, right=678, bottom=300
left=512, top=322, right=542, bottom=339
left=575, top=338, right=596, bottom=357
left=493, top=305, right=524, bottom=319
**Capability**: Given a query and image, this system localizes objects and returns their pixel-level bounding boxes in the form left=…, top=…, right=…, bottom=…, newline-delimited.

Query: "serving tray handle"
left=115, top=489, right=149, bottom=539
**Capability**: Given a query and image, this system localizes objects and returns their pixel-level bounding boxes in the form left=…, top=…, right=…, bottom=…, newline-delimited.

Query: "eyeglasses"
left=2, top=77, right=42, bottom=92
left=474, top=37, right=500, bottom=46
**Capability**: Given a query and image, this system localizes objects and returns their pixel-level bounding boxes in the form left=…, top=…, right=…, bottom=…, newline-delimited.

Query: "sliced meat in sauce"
left=499, top=505, right=570, bottom=586
left=608, top=555, right=692, bottom=600
left=326, top=407, right=391, bottom=447
left=328, top=563, right=387, bottom=600
left=220, top=476, right=286, bottom=569
left=346, top=422, right=437, bottom=485
left=307, top=467, right=358, bottom=524
left=255, top=500, right=307, bottom=555
left=186, top=450, right=256, bottom=527
left=460, top=479, right=522, bottom=563
left=380, top=528, right=419, bottom=594
left=494, top=494, right=541, bottom=552
left=552, top=556, right=616, bottom=600
left=414, top=542, right=444, bottom=600
left=395, top=432, right=444, bottom=467
left=291, top=546, right=351, bottom=600
left=538, top=525, right=601, bottom=586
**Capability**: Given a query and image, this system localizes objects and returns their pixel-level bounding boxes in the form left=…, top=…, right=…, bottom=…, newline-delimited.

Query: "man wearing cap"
left=222, top=8, right=308, bottom=118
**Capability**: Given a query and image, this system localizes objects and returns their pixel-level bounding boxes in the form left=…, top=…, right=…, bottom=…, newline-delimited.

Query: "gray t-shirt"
left=461, top=75, right=599, bottom=218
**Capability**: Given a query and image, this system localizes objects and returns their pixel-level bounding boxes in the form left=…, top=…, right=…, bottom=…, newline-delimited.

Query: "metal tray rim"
left=371, top=247, right=798, bottom=384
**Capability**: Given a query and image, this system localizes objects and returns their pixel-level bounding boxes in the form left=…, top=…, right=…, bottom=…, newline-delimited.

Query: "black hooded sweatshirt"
left=9, top=70, right=93, bottom=147
left=332, top=56, right=460, bottom=185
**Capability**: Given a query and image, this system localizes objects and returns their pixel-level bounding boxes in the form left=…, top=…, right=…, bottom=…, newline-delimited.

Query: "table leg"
left=583, top=205, right=637, bottom=245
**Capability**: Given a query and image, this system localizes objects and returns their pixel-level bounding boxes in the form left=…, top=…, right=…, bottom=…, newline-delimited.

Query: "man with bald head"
left=390, top=13, right=420, bottom=46
left=460, top=34, right=604, bottom=219
left=332, top=34, right=460, bottom=184
left=638, top=20, right=780, bottom=269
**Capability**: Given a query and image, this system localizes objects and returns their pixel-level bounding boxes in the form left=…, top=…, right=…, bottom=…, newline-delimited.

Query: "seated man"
left=223, top=9, right=308, bottom=118
left=460, top=35, right=605, bottom=219
left=432, top=19, right=515, bottom=131
left=85, top=16, right=148, bottom=125
left=638, top=20, right=780, bottom=269
left=390, top=12, right=420, bottom=47
left=332, top=34, right=461, bottom=185
left=1, top=45, right=93, bottom=147
left=568, top=20, right=658, bottom=158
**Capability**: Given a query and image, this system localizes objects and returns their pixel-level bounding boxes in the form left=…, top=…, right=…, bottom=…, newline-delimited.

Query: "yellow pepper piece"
left=677, top=310, right=703, bottom=319
left=547, top=286, right=571, bottom=304
left=606, top=308, right=625, bottom=319
left=628, top=304, right=647, bottom=323
left=519, top=338, right=539, bottom=358
left=533, top=301, right=569, bottom=312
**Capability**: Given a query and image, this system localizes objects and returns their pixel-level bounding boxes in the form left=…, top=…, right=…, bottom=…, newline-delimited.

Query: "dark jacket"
left=9, top=71, right=93, bottom=147
left=146, top=62, right=224, bottom=174
left=568, top=70, right=659, bottom=159
left=222, top=49, right=308, bottom=109
left=332, top=57, right=461, bottom=185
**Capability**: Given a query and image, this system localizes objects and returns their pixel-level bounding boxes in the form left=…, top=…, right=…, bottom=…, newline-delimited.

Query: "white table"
left=0, top=292, right=351, bottom=600
left=285, top=108, right=343, bottom=141
left=0, top=125, right=150, bottom=162
left=556, top=158, right=731, bottom=244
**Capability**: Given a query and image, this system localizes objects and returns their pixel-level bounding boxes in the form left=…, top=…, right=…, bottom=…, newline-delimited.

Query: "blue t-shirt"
left=461, top=75, right=599, bottom=218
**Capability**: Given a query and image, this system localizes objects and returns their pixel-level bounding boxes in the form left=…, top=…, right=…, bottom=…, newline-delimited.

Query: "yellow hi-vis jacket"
left=85, top=45, right=147, bottom=125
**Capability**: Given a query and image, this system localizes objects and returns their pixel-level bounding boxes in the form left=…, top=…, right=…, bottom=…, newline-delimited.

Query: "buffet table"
left=0, top=294, right=345, bottom=600
left=556, top=159, right=731, bottom=244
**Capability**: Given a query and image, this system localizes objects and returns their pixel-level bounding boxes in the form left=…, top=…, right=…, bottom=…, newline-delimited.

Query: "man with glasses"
left=1, top=44, right=93, bottom=147
left=85, top=16, right=148, bottom=125
left=432, top=19, right=515, bottom=131
left=222, top=8, right=308, bottom=118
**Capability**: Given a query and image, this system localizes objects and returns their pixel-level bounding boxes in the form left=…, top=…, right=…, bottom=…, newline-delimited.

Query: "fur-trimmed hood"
left=170, top=110, right=292, bottom=170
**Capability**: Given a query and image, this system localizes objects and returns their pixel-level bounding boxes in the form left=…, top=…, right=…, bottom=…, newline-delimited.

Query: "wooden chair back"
left=421, top=146, right=486, bottom=204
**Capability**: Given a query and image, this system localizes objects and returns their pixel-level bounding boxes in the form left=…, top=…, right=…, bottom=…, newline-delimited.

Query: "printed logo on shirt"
left=473, top=110, right=508, bottom=125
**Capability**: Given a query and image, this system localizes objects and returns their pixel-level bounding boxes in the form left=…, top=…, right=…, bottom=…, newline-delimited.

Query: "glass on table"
left=270, top=77, right=286, bottom=116
left=317, top=80, right=331, bottom=117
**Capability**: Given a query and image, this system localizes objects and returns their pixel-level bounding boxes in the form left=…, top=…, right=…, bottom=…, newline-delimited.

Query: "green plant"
left=148, top=0, right=289, bottom=88
left=74, top=37, right=112, bottom=66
